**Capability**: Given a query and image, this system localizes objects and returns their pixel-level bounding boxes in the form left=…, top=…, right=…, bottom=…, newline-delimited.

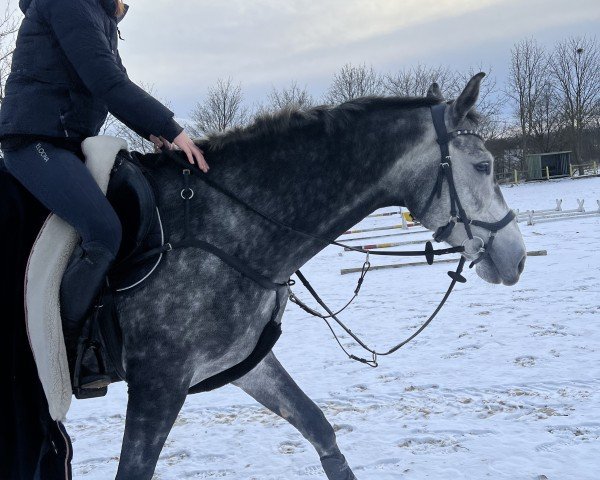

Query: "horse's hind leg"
left=234, top=352, right=357, bottom=480
left=115, top=378, right=189, bottom=480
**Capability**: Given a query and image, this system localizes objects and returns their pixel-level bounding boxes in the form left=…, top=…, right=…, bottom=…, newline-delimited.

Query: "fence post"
left=514, top=169, right=518, bottom=184
left=546, top=166, right=550, bottom=180
left=569, top=164, right=574, bottom=177
left=527, top=211, right=534, bottom=226
left=595, top=161, right=598, bottom=175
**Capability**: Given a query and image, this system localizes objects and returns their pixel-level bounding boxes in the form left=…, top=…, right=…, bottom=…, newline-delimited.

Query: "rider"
left=0, top=0, right=209, bottom=385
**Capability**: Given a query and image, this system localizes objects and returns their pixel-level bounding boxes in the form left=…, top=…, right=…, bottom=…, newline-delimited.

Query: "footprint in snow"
left=514, top=356, right=536, bottom=367
left=298, top=464, right=325, bottom=476
left=278, top=440, right=305, bottom=455
left=333, top=423, right=355, bottom=435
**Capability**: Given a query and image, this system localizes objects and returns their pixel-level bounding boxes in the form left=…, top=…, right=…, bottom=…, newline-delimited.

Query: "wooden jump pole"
left=367, top=210, right=402, bottom=218
left=340, top=250, right=548, bottom=275
left=343, top=238, right=427, bottom=251
left=343, top=221, right=419, bottom=235
left=339, top=228, right=431, bottom=243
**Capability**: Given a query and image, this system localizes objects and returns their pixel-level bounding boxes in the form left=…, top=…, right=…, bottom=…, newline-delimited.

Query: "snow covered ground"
left=68, top=176, right=600, bottom=479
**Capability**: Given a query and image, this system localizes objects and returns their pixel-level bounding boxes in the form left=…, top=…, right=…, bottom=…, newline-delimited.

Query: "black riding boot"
left=60, top=241, right=115, bottom=392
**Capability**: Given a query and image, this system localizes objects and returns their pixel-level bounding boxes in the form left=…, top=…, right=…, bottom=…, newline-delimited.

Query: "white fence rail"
left=516, top=199, right=600, bottom=226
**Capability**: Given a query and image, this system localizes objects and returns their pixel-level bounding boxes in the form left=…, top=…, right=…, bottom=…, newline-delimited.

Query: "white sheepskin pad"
left=24, top=136, right=127, bottom=421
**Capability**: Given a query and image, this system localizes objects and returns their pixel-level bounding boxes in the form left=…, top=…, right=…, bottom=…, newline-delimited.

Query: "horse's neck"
left=209, top=110, right=425, bottom=279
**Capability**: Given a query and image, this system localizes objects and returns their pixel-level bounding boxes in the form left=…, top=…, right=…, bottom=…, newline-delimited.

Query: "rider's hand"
left=150, top=132, right=209, bottom=173
left=172, top=131, right=209, bottom=173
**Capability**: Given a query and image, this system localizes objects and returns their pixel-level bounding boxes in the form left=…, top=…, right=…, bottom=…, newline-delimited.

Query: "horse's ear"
left=451, top=72, right=485, bottom=125
left=426, top=82, right=444, bottom=100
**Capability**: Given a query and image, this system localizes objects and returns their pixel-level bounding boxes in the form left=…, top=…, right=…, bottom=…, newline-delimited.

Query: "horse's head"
left=404, top=73, right=526, bottom=286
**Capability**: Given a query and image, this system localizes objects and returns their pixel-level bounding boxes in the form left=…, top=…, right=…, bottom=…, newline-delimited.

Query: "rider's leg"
left=3, top=141, right=121, bottom=254
left=3, top=140, right=121, bottom=359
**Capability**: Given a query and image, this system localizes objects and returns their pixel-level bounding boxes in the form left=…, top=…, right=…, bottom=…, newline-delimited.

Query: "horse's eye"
left=475, top=162, right=490, bottom=174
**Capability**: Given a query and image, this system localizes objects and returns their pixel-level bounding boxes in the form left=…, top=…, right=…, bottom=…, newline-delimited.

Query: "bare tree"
left=506, top=38, right=552, bottom=162
left=189, top=78, right=248, bottom=136
left=384, top=64, right=455, bottom=97
left=550, top=36, right=600, bottom=166
left=0, top=1, right=19, bottom=104
left=324, top=63, right=384, bottom=104
left=267, top=81, right=314, bottom=111
left=530, top=85, right=563, bottom=153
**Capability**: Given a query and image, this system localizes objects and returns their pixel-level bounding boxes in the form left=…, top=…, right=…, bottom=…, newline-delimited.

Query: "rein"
left=146, top=103, right=515, bottom=367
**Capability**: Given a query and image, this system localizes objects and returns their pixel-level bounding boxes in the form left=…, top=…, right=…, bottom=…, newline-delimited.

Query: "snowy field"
left=68, top=177, right=600, bottom=479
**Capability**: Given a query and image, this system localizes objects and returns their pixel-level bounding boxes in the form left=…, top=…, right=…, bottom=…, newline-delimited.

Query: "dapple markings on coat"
left=112, top=74, right=526, bottom=479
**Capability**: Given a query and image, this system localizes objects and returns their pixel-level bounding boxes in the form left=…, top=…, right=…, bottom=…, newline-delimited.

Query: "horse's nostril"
left=518, top=255, right=526, bottom=274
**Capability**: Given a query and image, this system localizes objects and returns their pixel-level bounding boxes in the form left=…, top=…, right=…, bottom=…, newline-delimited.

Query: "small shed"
left=525, top=151, right=571, bottom=180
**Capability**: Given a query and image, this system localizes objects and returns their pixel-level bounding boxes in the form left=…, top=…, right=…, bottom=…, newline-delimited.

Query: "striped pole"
left=339, top=229, right=430, bottom=243
left=343, top=238, right=428, bottom=251
left=343, top=221, right=418, bottom=235
left=367, top=210, right=402, bottom=218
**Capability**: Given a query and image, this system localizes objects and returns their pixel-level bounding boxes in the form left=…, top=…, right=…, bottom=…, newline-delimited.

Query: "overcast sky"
left=116, top=0, right=600, bottom=120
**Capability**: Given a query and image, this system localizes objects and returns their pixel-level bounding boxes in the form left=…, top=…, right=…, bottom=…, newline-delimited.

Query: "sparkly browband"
left=447, top=129, right=484, bottom=141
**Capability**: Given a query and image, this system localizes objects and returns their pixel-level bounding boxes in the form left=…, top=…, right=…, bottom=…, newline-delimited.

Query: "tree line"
left=180, top=36, right=599, bottom=176
left=1, top=2, right=598, bottom=170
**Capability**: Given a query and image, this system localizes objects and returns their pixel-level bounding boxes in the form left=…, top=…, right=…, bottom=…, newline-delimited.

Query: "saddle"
left=107, top=152, right=164, bottom=290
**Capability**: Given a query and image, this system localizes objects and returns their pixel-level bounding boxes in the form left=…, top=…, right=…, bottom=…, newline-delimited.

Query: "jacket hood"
left=19, top=0, right=32, bottom=14
left=19, top=1, right=129, bottom=20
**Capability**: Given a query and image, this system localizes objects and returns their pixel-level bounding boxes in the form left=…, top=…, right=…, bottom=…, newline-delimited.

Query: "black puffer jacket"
left=0, top=0, right=183, bottom=142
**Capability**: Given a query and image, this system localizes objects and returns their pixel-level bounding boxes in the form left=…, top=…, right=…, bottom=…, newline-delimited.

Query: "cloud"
left=118, top=0, right=600, bottom=115
left=121, top=0, right=501, bottom=83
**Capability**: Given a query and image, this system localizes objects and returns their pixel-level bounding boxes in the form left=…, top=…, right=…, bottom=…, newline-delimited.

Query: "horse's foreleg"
left=234, top=352, right=357, bottom=480
left=115, top=378, right=189, bottom=480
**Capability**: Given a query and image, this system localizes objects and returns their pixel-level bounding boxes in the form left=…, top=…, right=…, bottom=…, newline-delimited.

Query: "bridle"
left=420, top=104, right=516, bottom=269
left=138, top=102, right=516, bottom=367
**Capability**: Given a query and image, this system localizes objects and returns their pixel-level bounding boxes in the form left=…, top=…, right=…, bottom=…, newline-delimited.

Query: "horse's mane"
left=199, top=96, right=448, bottom=151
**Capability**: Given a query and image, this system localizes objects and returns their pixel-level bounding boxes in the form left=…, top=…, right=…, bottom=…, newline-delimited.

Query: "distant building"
left=525, top=151, right=571, bottom=180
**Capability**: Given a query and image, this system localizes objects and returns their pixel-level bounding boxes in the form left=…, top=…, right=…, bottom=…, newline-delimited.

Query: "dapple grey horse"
left=113, top=73, right=526, bottom=479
